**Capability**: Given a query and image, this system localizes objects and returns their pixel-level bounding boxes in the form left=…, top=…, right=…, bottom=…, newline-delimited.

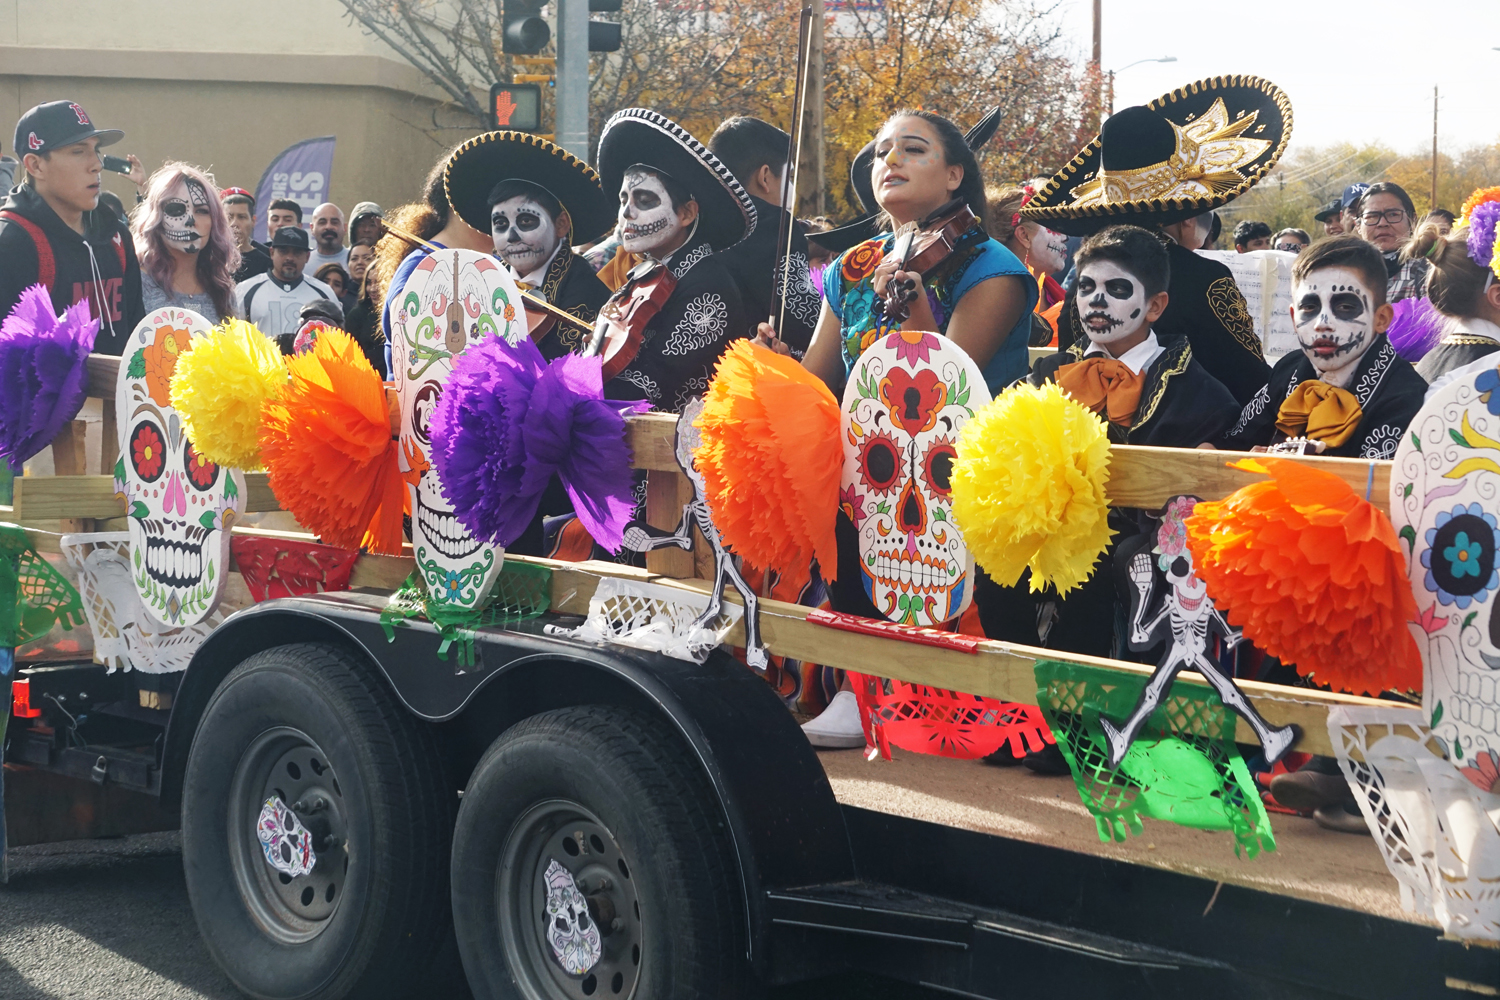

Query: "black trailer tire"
left=451, top=705, right=752, bottom=1000
left=181, top=642, right=453, bottom=1000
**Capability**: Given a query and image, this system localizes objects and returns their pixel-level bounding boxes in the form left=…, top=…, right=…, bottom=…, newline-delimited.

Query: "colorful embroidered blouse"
left=822, top=233, right=1036, bottom=392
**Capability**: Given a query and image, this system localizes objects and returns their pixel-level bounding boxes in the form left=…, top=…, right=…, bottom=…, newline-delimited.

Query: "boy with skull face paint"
left=1219, top=236, right=1427, bottom=459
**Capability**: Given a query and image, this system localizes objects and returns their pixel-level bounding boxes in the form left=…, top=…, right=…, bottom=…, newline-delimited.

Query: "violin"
left=881, top=198, right=982, bottom=324
left=584, top=259, right=678, bottom=380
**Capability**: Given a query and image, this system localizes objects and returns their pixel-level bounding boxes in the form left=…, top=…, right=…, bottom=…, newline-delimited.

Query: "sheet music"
left=1196, top=249, right=1299, bottom=360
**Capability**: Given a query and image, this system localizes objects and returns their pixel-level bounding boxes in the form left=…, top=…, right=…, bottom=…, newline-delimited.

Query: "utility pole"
left=1091, top=0, right=1103, bottom=126
left=555, top=0, right=590, bottom=159
left=1431, top=85, right=1439, bottom=211
left=797, top=0, right=826, bottom=218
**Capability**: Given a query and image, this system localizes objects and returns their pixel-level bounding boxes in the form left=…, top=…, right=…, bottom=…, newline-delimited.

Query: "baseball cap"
left=349, top=201, right=383, bottom=224
left=300, top=297, right=344, bottom=326
left=220, top=186, right=254, bottom=205
left=269, top=226, right=312, bottom=250
left=1313, top=198, right=1342, bottom=223
left=13, top=101, right=123, bottom=159
left=1340, top=183, right=1370, bottom=211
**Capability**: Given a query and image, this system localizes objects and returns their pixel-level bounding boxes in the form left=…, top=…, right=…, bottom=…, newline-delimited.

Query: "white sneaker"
left=801, top=690, right=866, bottom=749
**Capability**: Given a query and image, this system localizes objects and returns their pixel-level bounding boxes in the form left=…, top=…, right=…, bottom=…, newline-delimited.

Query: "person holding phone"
left=0, top=100, right=144, bottom=353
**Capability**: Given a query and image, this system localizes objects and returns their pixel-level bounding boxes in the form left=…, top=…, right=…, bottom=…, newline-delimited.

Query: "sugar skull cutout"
left=1392, top=367, right=1500, bottom=773
left=114, top=308, right=245, bottom=627
left=542, top=859, right=602, bottom=976
left=256, top=796, right=317, bottom=878
left=840, top=331, right=990, bottom=626
left=392, top=249, right=525, bottom=608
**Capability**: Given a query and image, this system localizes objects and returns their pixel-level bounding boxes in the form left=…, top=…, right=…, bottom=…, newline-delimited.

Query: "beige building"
left=0, top=0, right=480, bottom=217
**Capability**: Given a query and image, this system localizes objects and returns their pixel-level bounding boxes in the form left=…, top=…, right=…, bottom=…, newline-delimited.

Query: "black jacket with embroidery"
left=712, top=194, right=820, bottom=358
left=530, top=246, right=612, bottom=361
left=604, top=237, right=751, bottom=414
left=1218, top=334, right=1428, bottom=459
left=1057, top=238, right=1270, bottom=406
left=1030, top=334, right=1241, bottom=447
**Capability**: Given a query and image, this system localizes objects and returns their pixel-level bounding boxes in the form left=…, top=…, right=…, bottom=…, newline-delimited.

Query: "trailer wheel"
left=181, top=642, right=453, bottom=1000
left=451, top=705, right=751, bottom=1000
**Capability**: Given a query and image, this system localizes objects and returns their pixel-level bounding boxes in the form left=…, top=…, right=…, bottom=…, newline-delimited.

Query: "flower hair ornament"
left=1457, top=186, right=1500, bottom=282
left=1010, top=184, right=1036, bottom=233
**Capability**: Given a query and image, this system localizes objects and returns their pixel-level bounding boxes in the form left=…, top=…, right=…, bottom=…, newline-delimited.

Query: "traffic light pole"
left=555, top=0, right=590, bottom=160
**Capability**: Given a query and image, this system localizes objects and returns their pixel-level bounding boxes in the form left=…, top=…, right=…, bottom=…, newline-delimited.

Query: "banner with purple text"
left=252, top=136, right=336, bottom=243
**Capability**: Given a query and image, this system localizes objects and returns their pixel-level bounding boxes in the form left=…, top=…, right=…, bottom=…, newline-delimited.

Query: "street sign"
left=489, top=83, right=543, bottom=131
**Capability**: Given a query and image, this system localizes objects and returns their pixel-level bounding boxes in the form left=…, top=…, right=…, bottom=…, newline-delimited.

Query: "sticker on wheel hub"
left=544, top=859, right=602, bottom=975
left=257, top=797, right=317, bottom=877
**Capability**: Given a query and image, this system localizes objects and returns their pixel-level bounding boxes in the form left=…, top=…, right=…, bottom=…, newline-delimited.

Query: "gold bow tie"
left=516, top=280, right=536, bottom=292
left=1275, top=380, right=1362, bottom=448
left=1055, top=357, right=1145, bottom=428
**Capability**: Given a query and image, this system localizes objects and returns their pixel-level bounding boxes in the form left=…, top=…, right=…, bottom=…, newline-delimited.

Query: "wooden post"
left=644, top=469, right=696, bottom=578
left=50, top=420, right=93, bottom=535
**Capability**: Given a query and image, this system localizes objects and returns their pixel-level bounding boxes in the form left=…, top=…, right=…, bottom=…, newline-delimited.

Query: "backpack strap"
left=0, top=210, right=55, bottom=287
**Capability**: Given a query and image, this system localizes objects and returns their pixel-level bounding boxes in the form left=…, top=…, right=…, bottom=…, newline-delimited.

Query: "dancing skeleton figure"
left=1100, top=497, right=1297, bottom=768
left=619, top=399, right=768, bottom=669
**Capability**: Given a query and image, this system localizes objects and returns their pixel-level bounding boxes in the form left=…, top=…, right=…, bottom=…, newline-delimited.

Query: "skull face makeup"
left=491, top=195, right=559, bottom=276
left=392, top=249, right=525, bottom=609
left=161, top=178, right=211, bottom=254
left=1291, top=266, right=1377, bottom=387
left=841, top=331, right=991, bottom=626
left=1029, top=225, right=1069, bottom=275
left=114, top=308, right=246, bottom=627
left=618, top=169, right=687, bottom=257
left=1075, top=260, right=1150, bottom=349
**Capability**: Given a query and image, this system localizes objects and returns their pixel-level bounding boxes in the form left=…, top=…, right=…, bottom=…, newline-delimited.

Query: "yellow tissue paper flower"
left=169, top=319, right=287, bottom=471
left=951, top=382, right=1114, bottom=595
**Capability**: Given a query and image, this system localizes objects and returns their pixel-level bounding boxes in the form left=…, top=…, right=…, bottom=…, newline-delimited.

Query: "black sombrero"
left=1021, top=75, right=1292, bottom=237
left=444, top=131, right=616, bottom=244
left=596, top=109, right=756, bottom=252
left=810, top=106, right=1007, bottom=256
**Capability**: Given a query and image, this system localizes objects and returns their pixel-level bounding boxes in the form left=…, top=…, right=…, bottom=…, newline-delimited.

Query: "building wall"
left=0, top=0, right=484, bottom=217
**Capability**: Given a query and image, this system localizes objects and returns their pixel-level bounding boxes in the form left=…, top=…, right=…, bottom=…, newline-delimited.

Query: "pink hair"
left=132, top=161, right=241, bottom=321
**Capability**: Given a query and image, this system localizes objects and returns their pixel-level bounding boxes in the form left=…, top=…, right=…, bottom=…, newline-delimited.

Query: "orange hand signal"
left=493, top=90, right=518, bottom=127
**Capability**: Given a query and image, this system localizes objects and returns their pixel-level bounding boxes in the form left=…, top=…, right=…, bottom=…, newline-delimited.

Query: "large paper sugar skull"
left=392, top=248, right=525, bottom=608
left=114, top=308, right=245, bottom=627
left=1393, top=366, right=1500, bottom=770
left=840, top=330, right=990, bottom=626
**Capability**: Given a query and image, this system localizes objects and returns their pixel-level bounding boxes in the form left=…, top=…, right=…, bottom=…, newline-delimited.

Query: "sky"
left=1054, top=0, right=1500, bottom=155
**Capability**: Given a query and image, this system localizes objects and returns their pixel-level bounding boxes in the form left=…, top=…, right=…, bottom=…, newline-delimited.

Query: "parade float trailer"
left=2, top=345, right=1495, bottom=1000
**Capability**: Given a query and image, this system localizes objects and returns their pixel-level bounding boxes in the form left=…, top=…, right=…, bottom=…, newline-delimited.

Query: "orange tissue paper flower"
left=1184, top=457, right=1421, bottom=696
left=259, top=329, right=404, bottom=555
left=695, top=339, right=842, bottom=582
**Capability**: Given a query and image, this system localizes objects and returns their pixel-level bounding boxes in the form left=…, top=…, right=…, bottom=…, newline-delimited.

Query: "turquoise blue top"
left=822, top=232, right=1036, bottom=393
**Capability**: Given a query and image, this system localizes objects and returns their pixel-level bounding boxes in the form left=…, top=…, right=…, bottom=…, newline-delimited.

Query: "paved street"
left=0, top=834, right=937, bottom=999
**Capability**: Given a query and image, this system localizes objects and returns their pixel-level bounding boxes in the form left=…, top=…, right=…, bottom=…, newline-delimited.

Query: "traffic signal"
left=588, top=0, right=622, bottom=52
left=502, top=0, right=551, bottom=54
left=489, top=83, right=543, bottom=131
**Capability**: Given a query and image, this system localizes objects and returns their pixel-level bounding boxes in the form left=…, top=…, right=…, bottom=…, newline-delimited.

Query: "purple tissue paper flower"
left=429, top=336, right=649, bottom=552
left=0, top=284, right=100, bottom=473
left=1467, top=202, right=1500, bottom=270
left=1386, top=296, right=1447, bottom=363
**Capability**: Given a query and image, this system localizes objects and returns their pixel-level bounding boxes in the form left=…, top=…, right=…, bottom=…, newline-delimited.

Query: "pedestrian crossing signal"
left=489, top=83, right=542, bottom=132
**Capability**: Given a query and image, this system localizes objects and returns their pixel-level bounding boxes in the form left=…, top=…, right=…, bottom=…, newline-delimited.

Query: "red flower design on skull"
left=130, top=422, right=165, bottom=482
left=880, top=368, right=947, bottom=436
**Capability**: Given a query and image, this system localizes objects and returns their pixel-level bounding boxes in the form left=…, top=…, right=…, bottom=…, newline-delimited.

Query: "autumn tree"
left=334, top=0, right=1095, bottom=220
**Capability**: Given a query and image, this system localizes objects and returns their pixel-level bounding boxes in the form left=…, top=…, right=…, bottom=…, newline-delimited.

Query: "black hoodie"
left=0, top=184, right=144, bottom=355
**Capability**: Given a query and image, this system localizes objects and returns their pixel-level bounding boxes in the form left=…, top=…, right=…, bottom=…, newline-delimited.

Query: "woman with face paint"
left=132, top=162, right=239, bottom=323
left=1218, top=236, right=1427, bottom=459
left=804, top=111, right=1035, bottom=395
left=990, top=183, right=1069, bottom=346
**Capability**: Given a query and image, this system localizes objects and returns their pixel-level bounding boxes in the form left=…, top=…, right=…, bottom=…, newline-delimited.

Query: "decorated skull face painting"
left=840, top=330, right=990, bottom=626
left=618, top=168, right=686, bottom=257
left=542, top=859, right=602, bottom=976
left=1392, top=368, right=1500, bottom=773
left=1291, top=266, right=1381, bottom=387
left=114, top=308, right=245, bottom=627
left=256, top=796, right=317, bottom=878
left=161, top=177, right=211, bottom=254
left=392, top=249, right=524, bottom=609
left=1075, top=260, right=1150, bottom=349
left=491, top=194, right=560, bottom=276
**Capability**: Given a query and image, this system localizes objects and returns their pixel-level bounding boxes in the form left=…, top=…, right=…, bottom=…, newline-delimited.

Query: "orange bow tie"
left=1275, top=380, right=1363, bottom=448
left=1056, top=356, right=1145, bottom=427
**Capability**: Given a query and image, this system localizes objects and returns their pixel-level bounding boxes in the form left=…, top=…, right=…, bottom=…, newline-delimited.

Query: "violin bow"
left=378, top=220, right=593, bottom=333
left=769, top=4, right=815, bottom=341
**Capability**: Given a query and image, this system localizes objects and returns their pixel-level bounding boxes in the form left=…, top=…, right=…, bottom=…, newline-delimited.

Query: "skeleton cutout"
left=1291, top=266, right=1379, bottom=389
left=619, top=398, right=768, bottom=668
left=256, top=796, right=317, bottom=878
left=1100, top=496, right=1297, bottom=767
left=1075, top=260, right=1150, bottom=349
left=618, top=168, right=689, bottom=258
left=542, top=859, right=602, bottom=975
left=114, top=308, right=245, bottom=627
left=840, top=331, right=989, bottom=627
left=392, top=249, right=525, bottom=609
left=1392, top=367, right=1500, bottom=772
left=491, top=194, right=560, bottom=277
left=161, top=177, right=210, bottom=253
